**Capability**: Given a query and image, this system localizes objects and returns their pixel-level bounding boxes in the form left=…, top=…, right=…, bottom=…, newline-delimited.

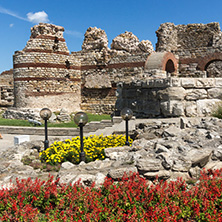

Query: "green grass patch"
left=0, top=113, right=111, bottom=127
left=212, top=102, right=222, bottom=119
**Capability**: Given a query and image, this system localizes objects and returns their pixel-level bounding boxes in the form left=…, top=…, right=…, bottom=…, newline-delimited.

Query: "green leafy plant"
left=212, top=102, right=222, bottom=119
left=1, top=169, right=222, bottom=221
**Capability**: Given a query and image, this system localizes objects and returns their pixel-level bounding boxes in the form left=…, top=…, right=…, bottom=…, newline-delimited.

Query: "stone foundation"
left=117, top=77, right=222, bottom=117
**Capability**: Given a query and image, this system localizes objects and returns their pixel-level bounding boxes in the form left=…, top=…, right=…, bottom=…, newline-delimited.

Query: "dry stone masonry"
left=0, top=70, right=13, bottom=107
left=1, top=117, right=222, bottom=187
left=2, top=22, right=222, bottom=116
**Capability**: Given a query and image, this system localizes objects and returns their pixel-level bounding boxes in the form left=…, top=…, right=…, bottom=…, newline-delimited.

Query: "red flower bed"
left=0, top=169, right=222, bottom=221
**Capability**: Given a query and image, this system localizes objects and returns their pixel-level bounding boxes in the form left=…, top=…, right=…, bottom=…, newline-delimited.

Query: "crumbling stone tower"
left=13, top=23, right=81, bottom=112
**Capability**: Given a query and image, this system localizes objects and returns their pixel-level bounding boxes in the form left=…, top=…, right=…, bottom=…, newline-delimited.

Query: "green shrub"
left=212, top=102, right=222, bottom=119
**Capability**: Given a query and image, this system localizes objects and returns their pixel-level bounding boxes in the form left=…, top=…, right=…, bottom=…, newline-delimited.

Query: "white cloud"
left=9, top=23, right=14, bottom=27
left=65, top=30, right=83, bottom=39
left=0, top=6, right=27, bottom=21
left=27, top=11, right=49, bottom=23
left=0, top=6, right=49, bottom=24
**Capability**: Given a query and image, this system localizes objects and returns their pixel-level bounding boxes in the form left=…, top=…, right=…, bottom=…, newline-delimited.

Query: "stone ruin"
left=1, top=22, right=222, bottom=117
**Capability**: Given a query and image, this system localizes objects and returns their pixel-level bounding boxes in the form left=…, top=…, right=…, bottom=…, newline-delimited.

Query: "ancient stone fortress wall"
left=0, top=70, right=14, bottom=106
left=12, top=24, right=154, bottom=114
left=74, top=28, right=153, bottom=114
left=13, top=23, right=82, bottom=112
left=8, top=22, right=222, bottom=116
left=117, top=77, right=222, bottom=118
left=156, top=22, right=222, bottom=77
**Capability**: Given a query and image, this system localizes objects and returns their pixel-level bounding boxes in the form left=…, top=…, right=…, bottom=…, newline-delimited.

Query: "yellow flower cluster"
left=39, top=134, right=133, bottom=165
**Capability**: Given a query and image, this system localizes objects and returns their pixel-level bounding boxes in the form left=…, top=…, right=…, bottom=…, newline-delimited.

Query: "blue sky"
left=1, top=0, right=222, bottom=73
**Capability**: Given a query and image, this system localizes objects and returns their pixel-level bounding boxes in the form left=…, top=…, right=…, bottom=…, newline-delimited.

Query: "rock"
left=136, top=158, right=163, bottom=173
left=162, top=126, right=181, bottom=137
left=104, top=146, right=131, bottom=160
left=131, top=138, right=155, bottom=150
left=208, top=88, right=222, bottom=99
left=111, top=31, right=139, bottom=52
left=144, top=170, right=171, bottom=180
left=185, top=89, right=207, bottom=100
left=108, top=166, right=138, bottom=180
left=82, top=27, right=108, bottom=51
left=111, top=31, right=153, bottom=53
left=172, top=156, right=192, bottom=172
left=212, top=145, right=222, bottom=161
left=60, top=161, right=75, bottom=170
left=57, top=109, right=71, bottom=122
left=185, top=101, right=197, bottom=117
left=138, top=40, right=154, bottom=53
left=197, top=99, right=221, bottom=116
left=168, top=172, right=190, bottom=182
left=158, top=87, right=186, bottom=101
left=2, top=108, right=40, bottom=121
left=155, top=143, right=169, bottom=153
left=160, top=100, right=184, bottom=117
left=49, top=112, right=57, bottom=123
left=189, top=166, right=201, bottom=179
left=186, top=149, right=212, bottom=167
left=204, top=161, right=222, bottom=171
left=71, top=174, right=96, bottom=187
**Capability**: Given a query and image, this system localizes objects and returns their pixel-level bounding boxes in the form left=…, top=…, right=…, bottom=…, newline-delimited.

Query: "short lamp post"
left=121, top=107, right=133, bottom=146
left=74, top=112, right=88, bottom=162
left=40, top=108, right=52, bottom=150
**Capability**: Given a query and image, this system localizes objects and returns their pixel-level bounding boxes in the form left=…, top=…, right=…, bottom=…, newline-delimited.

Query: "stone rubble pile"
left=2, top=108, right=72, bottom=123
left=111, top=31, right=153, bottom=53
left=2, top=108, right=41, bottom=121
left=82, top=27, right=109, bottom=51
left=1, top=117, right=222, bottom=188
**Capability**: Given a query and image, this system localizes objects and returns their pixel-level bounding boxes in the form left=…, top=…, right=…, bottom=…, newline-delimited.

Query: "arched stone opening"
left=205, top=60, right=222, bottom=77
left=145, top=52, right=178, bottom=75
left=165, top=59, right=175, bottom=73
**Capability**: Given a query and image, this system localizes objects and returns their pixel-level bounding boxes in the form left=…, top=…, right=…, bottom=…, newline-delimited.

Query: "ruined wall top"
left=82, top=27, right=109, bottom=51
left=81, top=26, right=154, bottom=54
left=156, top=22, right=221, bottom=52
left=30, top=23, right=65, bottom=39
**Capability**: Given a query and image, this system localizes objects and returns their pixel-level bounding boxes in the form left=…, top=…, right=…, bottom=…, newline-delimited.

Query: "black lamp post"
left=121, top=107, right=133, bottom=146
left=74, top=112, right=88, bottom=162
left=40, top=108, right=52, bottom=150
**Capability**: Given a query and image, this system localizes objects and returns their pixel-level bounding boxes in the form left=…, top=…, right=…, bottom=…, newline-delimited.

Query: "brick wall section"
left=12, top=23, right=150, bottom=114
left=156, top=22, right=222, bottom=77
left=0, top=70, right=14, bottom=106
left=13, top=24, right=82, bottom=112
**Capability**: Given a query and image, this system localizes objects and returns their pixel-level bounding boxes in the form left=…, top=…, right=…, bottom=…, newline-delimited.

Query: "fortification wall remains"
left=156, top=22, right=222, bottom=77
left=0, top=70, right=14, bottom=106
left=117, top=77, right=222, bottom=118
left=2, top=22, right=222, bottom=117
left=13, top=24, right=82, bottom=113
left=13, top=24, right=153, bottom=114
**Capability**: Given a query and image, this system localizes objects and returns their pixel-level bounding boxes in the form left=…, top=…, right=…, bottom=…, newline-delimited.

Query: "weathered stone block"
left=185, top=89, right=207, bottom=100
left=181, top=78, right=196, bottom=88
left=136, top=158, right=163, bottom=173
left=160, top=100, right=184, bottom=117
left=196, top=78, right=215, bottom=88
left=158, top=87, right=186, bottom=101
left=108, top=166, right=138, bottom=180
left=185, top=101, right=197, bottom=117
left=208, top=88, right=222, bottom=99
left=196, top=99, right=220, bottom=116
